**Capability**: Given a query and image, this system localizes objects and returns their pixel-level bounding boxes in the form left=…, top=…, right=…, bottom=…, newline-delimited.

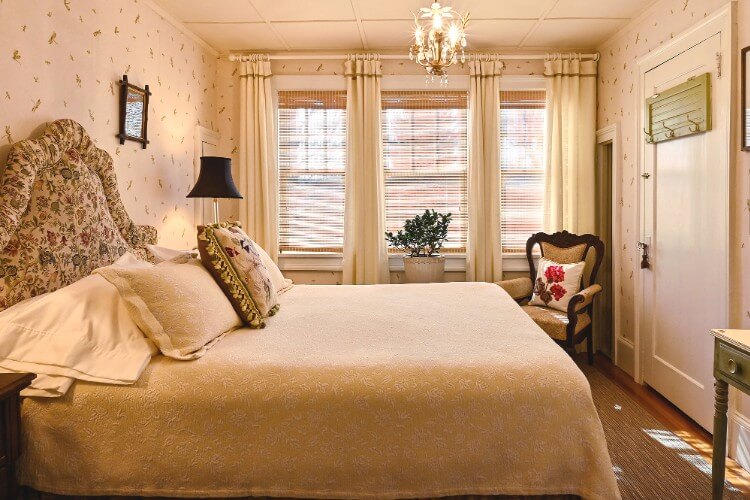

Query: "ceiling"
left=152, top=0, right=656, bottom=53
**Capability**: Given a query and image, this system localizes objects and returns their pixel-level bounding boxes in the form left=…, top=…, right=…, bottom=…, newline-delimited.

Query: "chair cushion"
left=522, top=305, right=591, bottom=341
left=541, top=242, right=587, bottom=264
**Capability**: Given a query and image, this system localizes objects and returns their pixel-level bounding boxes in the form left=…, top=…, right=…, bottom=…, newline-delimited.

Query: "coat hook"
left=662, top=121, right=675, bottom=138
left=643, top=128, right=655, bottom=144
left=686, top=114, right=700, bottom=133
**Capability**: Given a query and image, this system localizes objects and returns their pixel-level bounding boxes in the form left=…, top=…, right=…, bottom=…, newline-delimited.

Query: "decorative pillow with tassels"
left=197, top=222, right=279, bottom=327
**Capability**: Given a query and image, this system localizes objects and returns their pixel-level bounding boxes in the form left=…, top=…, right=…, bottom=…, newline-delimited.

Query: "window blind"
left=277, top=91, right=347, bottom=252
left=499, top=90, right=546, bottom=254
left=381, top=91, right=468, bottom=252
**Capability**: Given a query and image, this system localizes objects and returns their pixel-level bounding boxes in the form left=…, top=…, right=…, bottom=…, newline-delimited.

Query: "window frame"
left=498, top=77, right=547, bottom=255
left=381, top=88, right=470, bottom=253
left=275, top=76, right=347, bottom=254
left=274, top=75, right=544, bottom=273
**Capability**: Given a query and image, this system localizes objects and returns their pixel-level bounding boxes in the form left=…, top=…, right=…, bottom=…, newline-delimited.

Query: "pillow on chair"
left=528, top=257, right=585, bottom=312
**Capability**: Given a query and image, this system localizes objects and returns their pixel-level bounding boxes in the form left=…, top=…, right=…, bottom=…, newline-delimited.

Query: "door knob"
left=638, top=242, right=650, bottom=269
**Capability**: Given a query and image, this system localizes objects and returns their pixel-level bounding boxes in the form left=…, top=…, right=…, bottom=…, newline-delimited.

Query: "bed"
left=0, top=120, right=620, bottom=499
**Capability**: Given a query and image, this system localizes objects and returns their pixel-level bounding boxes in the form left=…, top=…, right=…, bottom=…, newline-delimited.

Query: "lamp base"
left=212, top=198, right=219, bottom=224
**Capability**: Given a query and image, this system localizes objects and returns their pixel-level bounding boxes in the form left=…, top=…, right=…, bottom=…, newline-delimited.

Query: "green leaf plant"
left=384, top=209, right=452, bottom=257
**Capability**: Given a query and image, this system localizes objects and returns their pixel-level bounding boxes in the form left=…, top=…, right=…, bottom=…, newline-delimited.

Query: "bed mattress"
left=17, top=282, right=619, bottom=499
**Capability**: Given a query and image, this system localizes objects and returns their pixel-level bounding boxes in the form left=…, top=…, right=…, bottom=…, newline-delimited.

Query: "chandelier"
left=409, top=2, right=469, bottom=82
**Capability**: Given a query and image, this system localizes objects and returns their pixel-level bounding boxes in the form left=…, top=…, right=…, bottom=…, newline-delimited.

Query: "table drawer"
left=718, top=342, right=750, bottom=387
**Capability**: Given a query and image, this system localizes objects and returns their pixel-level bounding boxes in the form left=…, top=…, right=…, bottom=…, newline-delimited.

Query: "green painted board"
left=645, top=72, right=711, bottom=144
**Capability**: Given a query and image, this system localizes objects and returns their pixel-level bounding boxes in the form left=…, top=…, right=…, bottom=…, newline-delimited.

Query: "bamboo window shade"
left=499, top=90, right=546, bottom=254
left=277, top=90, right=347, bottom=253
left=381, top=91, right=469, bottom=253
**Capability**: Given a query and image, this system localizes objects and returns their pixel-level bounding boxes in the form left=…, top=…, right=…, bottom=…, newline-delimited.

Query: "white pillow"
left=528, top=257, right=586, bottom=312
left=96, top=259, right=242, bottom=360
left=147, top=243, right=293, bottom=294
left=146, top=244, right=197, bottom=263
left=0, top=253, right=157, bottom=397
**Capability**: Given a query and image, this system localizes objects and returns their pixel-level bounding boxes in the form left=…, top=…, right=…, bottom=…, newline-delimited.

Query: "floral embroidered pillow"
left=197, top=222, right=278, bottom=328
left=528, top=258, right=586, bottom=312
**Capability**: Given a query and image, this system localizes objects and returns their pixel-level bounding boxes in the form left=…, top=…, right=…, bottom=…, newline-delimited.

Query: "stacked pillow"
left=96, top=258, right=243, bottom=359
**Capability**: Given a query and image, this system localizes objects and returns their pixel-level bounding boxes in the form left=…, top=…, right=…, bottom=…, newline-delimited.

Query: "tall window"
left=499, top=90, right=546, bottom=254
left=381, top=91, right=468, bottom=251
left=277, top=91, right=346, bottom=252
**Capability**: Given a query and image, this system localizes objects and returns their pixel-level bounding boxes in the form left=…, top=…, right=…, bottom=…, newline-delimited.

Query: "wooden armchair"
left=498, top=231, right=604, bottom=364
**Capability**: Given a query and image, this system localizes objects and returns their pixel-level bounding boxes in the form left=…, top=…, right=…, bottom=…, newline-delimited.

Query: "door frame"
left=595, top=123, right=621, bottom=364
left=633, top=3, right=733, bottom=385
left=193, top=125, right=221, bottom=226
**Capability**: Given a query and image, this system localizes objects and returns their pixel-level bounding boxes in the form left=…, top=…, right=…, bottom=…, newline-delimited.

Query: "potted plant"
left=385, top=209, right=452, bottom=283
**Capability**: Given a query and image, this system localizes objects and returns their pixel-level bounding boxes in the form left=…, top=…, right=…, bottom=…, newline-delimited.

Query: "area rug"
left=581, top=363, right=744, bottom=499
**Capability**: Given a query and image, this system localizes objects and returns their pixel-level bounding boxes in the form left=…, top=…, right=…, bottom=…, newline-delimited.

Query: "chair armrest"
left=496, top=277, right=533, bottom=301
left=567, top=284, right=603, bottom=315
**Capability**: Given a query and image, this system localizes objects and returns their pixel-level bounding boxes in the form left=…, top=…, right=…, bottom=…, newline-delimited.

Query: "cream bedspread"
left=18, top=282, right=619, bottom=499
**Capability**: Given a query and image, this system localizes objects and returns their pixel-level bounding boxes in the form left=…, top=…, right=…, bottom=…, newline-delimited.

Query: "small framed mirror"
left=743, top=47, right=750, bottom=151
left=117, top=75, right=150, bottom=149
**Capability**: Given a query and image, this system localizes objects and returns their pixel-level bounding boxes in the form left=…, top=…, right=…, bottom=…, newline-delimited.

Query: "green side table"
left=711, top=328, right=750, bottom=499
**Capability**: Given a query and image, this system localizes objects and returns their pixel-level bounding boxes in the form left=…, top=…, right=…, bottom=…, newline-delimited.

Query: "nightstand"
left=0, top=373, right=34, bottom=499
left=710, top=329, right=750, bottom=499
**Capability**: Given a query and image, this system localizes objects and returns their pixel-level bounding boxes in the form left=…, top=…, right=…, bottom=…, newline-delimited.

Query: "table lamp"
left=187, top=156, right=243, bottom=224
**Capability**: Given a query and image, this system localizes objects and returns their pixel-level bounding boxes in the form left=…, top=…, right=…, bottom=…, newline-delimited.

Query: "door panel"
left=641, top=33, right=727, bottom=431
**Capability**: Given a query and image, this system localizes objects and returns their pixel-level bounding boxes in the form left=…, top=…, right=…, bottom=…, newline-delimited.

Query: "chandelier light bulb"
left=433, top=13, right=443, bottom=30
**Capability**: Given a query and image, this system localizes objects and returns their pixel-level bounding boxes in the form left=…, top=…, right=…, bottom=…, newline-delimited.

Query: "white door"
left=640, top=32, right=728, bottom=431
left=194, top=126, right=220, bottom=225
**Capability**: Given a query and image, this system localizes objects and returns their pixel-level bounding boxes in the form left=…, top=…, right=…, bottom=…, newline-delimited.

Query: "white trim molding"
left=596, top=123, right=625, bottom=373
left=278, top=253, right=536, bottom=273
left=633, top=2, right=733, bottom=385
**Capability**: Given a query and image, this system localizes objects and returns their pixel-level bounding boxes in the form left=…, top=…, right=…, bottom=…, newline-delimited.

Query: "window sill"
left=277, top=252, right=536, bottom=273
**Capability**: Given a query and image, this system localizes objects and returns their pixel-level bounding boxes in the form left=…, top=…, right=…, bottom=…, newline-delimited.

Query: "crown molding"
left=141, top=0, right=220, bottom=58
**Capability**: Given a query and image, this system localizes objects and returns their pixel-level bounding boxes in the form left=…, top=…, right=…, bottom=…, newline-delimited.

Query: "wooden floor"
left=591, top=352, right=750, bottom=496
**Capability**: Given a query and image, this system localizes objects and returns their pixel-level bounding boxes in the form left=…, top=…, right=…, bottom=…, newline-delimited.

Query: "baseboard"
left=616, top=337, right=635, bottom=377
left=729, top=408, right=750, bottom=472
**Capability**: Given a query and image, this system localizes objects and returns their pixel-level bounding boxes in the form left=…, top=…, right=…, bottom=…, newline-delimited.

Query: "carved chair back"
left=525, top=231, right=605, bottom=291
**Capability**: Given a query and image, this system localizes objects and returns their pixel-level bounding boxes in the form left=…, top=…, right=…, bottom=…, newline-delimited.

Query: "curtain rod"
left=228, top=52, right=600, bottom=62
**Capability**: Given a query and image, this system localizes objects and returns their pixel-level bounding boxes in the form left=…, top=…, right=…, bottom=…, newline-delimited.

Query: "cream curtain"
left=466, top=59, right=504, bottom=283
left=543, top=55, right=598, bottom=234
left=343, top=55, right=389, bottom=285
left=239, top=55, right=278, bottom=261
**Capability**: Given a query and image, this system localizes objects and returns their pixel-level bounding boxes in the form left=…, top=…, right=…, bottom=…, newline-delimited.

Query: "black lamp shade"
left=187, top=156, right=243, bottom=199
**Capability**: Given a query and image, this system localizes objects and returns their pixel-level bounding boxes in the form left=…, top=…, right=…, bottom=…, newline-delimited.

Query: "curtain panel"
left=239, top=56, right=279, bottom=261
left=342, top=55, right=389, bottom=285
left=543, top=56, right=598, bottom=234
left=467, top=60, right=504, bottom=283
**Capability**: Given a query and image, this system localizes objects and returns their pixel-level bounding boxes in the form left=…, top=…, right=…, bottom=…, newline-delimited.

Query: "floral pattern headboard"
left=0, top=119, right=157, bottom=310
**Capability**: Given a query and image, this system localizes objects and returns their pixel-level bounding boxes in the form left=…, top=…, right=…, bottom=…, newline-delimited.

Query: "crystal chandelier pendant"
left=409, top=2, right=469, bottom=83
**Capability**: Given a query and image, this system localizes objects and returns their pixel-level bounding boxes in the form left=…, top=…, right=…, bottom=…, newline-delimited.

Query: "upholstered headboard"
left=0, top=119, right=157, bottom=310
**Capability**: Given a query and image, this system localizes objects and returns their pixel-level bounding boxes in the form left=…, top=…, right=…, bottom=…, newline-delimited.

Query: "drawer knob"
left=728, top=359, right=739, bottom=374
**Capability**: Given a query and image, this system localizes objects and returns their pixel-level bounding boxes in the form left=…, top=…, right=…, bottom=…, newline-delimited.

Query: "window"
left=381, top=91, right=468, bottom=252
left=277, top=91, right=347, bottom=252
left=499, top=90, right=546, bottom=254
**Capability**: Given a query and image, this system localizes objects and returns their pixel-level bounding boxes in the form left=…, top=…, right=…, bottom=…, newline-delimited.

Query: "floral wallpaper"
left=596, top=0, right=730, bottom=350
left=0, top=0, right=219, bottom=248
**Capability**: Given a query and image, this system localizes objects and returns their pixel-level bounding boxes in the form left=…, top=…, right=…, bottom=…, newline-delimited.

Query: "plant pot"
left=403, top=255, right=446, bottom=283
